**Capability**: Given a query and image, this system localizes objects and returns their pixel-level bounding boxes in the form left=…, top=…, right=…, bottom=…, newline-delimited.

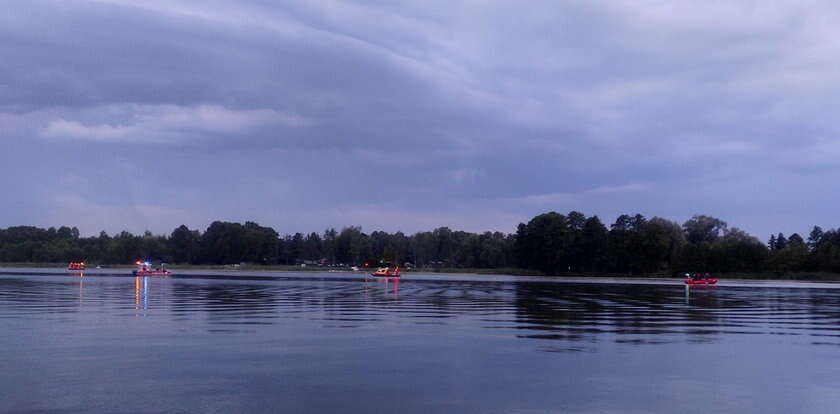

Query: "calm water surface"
left=2, top=271, right=840, bottom=413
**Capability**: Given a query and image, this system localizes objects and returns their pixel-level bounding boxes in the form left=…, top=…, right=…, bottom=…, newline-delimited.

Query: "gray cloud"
left=38, top=104, right=309, bottom=143
left=2, top=0, right=839, bottom=238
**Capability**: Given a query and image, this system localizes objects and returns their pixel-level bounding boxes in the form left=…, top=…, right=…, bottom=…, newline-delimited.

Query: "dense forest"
left=1, top=211, right=839, bottom=276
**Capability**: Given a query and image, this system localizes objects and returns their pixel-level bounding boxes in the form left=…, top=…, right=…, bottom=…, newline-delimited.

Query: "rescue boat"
left=371, top=266, right=400, bottom=278
left=67, top=261, right=86, bottom=271
left=684, top=278, right=718, bottom=285
left=132, top=261, right=172, bottom=277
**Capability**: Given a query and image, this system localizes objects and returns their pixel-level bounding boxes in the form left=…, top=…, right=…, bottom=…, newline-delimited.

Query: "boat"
left=132, top=261, right=172, bottom=277
left=371, top=266, right=400, bottom=278
left=67, top=261, right=86, bottom=271
left=685, top=278, right=717, bottom=285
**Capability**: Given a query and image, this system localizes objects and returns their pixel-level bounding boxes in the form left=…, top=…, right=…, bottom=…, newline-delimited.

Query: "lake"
left=1, top=270, right=840, bottom=413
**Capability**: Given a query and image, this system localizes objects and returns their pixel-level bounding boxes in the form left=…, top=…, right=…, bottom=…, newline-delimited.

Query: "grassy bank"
left=3, top=262, right=840, bottom=281
left=0, top=262, right=541, bottom=275
left=538, top=271, right=840, bottom=282
left=0, top=263, right=350, bottom=272
left=707, top=272, right=840, bottom=282
left=417, top=267, right=545, bottom=276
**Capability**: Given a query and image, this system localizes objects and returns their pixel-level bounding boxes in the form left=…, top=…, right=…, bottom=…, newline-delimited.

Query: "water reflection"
left=511, top=281, right=840, bottom=347
left=6, top=273, right=840, bottom=413
left=134, top=276, right=148, bottom=312
left=369, top=275, right=399, bottom=300
left=3, top=274, right=840, bottom=348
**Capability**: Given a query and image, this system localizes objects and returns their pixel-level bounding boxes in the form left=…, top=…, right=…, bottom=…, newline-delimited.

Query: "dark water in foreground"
left=2, top=272, right=840, bottom=413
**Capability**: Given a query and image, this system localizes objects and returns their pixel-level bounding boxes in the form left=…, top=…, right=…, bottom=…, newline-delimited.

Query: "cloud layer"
left=39, top=104, right=307, bottom=143
left=2, top=0, right=839, bottom=237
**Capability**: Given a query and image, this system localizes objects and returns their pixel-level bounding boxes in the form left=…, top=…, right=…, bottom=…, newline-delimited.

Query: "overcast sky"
left=2, top=1, right=839, bottom=239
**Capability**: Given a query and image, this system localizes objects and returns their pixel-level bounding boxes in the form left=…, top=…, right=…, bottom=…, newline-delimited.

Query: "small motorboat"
left=132, top=261, right=172, bottom=277
left=67, top=261, right=86, bottom=271
left=371, top=266, right=400, bottom=278
left=683, top=273, right=718, bottom=285
left=684, top=277, right=718, bottom=285
left=134, top=269, right=172, bottom=276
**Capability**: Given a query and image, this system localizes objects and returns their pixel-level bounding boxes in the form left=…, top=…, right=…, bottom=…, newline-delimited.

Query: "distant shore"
left=0, top=262, right=542, bottom=277
left=2, top=262, right=840, bottom=283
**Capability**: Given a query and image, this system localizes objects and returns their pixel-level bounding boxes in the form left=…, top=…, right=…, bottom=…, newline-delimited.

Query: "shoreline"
left=2, top=264, right=840, bottom=285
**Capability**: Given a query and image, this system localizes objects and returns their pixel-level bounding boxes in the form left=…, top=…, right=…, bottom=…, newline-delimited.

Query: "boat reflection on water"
left=685, top=282, right=717, bottom=304
left=380, top=275, right=399, bottom=300
left=363, top=274, right=399, bottom=300
left=77, top=272, right=84, bottom=306
left=134, top=276, right=149, bottom=313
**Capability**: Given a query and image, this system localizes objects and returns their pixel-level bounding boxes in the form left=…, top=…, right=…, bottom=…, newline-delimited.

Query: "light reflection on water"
left=2, top=272, right=840, bottom=413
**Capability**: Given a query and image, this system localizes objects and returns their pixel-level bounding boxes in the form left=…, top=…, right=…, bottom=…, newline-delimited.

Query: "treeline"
left=515, top=211, right=840, bottom=275
left=1, top=212, right=840, bottom=275
left=0, top=222, right=514, bottom=269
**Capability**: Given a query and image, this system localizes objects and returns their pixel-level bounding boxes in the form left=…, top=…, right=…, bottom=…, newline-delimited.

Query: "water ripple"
left=2, top=273, right=840, bottom=350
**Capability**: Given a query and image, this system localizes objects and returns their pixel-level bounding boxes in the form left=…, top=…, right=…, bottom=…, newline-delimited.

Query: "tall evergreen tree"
left=788, top=233, right=805, bottom=246
left=775, top=233, right=787, bottom=250
left=808, top=226, right=824, bottom=249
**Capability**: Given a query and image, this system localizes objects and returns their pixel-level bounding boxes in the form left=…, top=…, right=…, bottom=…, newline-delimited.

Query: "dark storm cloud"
left=2, top=0, right=840, bottom=237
